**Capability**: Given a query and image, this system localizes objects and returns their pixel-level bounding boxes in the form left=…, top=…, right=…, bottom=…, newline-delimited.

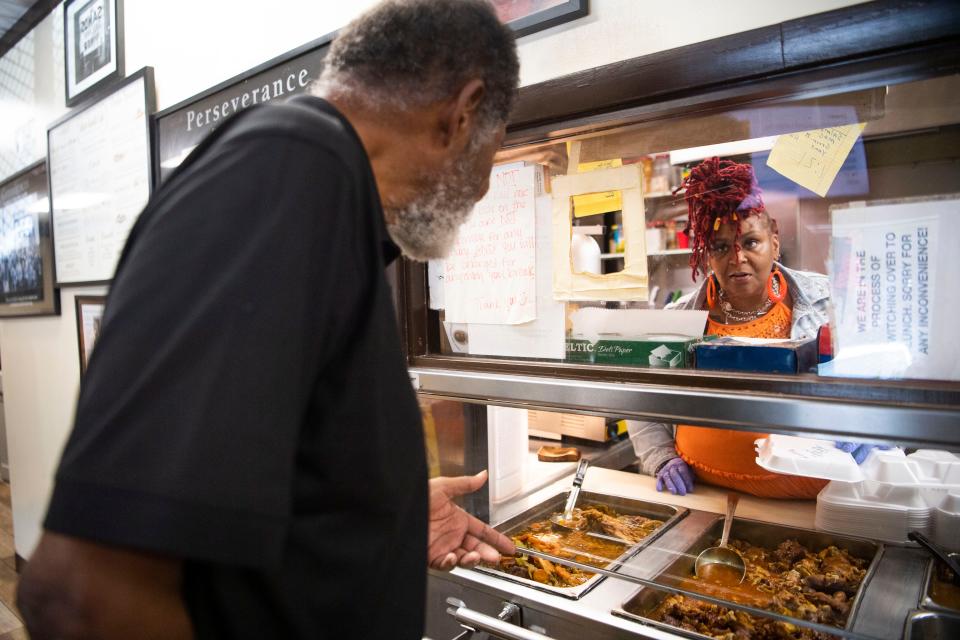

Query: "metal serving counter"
left=424, top=469, right=937, bottom=640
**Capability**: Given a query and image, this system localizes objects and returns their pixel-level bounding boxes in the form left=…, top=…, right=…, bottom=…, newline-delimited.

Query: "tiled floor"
left=0, top=483, right=25, bottom=640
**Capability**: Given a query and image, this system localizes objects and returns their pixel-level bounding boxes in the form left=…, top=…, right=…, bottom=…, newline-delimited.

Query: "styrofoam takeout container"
left=755, top=434, right=865, bottom=482
left=933, top=490, right=960, bottom=551
left=813, top=449, right=960, bottom=544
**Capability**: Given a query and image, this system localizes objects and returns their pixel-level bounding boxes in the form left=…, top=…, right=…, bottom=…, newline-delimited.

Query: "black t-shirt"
left=44, top=96, right=428, bottom=638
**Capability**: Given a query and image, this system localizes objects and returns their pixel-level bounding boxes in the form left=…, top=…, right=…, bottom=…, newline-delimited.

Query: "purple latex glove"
left=655, top=457, right=695, bottom=496
left=835, top=441, right=892, bottom=464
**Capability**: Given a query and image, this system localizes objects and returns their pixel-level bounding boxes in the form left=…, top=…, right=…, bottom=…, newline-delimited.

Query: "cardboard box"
left=694, top=336, right=819, bottom=374
left=566, top=334, right=698, bottom=368
left=527, top=410, right=608, bottom=442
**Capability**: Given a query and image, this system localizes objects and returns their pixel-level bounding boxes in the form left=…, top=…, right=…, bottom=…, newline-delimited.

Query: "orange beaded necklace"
left=706, top=301, right=792, bottom=339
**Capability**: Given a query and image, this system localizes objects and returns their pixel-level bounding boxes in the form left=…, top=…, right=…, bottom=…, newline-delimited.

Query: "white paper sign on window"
left=442, top=163, right=537, bottom=324
left=828, top=196, right=959, bottom=381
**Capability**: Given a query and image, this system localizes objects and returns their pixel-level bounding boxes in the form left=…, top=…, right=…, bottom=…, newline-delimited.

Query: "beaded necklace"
left=717, top=275, right=781, bottom=324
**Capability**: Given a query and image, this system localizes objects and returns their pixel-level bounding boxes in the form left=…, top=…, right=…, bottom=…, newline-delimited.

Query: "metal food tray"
left=904, top=608, right=960, bottom=640
left=613, top=517, right=883, bottom=638
left=919, top=552, right=960, bottom=615
left=474, top=490, right=687, bottom=600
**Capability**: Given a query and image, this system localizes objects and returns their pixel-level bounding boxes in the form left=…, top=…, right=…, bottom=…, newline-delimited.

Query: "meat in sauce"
left=494, top=505, right=663, bottom=588
left=640, top=539, right=870, bottom=640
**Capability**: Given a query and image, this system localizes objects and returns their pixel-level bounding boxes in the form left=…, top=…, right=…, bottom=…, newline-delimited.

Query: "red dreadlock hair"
left=680, top=157, right=771, bottom=281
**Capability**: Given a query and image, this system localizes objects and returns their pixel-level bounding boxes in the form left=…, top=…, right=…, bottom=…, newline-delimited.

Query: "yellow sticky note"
left=573, top=159, right=623, bottom=217
left=766, top=123, right=866, bottom=197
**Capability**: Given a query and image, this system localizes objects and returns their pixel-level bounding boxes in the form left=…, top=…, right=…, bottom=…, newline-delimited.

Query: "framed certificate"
left=75, top=294, right=107, bottom=375
left=0, top=161, right=60, bottom=317
left=48, top=67, right=155, bottom=286
left=64, top=0, right=125, bottom=107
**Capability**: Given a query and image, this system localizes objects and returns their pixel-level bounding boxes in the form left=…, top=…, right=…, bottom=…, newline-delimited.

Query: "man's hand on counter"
left=427, top=471, right=516, bottom=571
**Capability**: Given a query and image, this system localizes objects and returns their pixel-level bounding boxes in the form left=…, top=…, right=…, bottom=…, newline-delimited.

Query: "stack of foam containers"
left=933, top=491, right=960, bottom=551
left=816, top=449, right=960, bottom=547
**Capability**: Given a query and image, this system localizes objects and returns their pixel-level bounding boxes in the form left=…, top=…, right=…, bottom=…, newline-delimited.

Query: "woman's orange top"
left=675, top=301, right=828, bottom=499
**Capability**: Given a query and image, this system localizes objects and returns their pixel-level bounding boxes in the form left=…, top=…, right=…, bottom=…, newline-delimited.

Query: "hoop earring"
left=767, top=268, right=787, bottom=303
left=706, top=274, right=719, bottom=309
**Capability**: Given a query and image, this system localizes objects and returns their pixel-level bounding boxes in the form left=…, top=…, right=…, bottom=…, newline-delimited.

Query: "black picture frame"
left=151, top=31, right=336, bottom=187
left=48, top=67, right=156, bottom=287
left=63, top=0, right=124, bottom=108
left=0, top=160, right=60, bottom=318
left=74, top=294, right=107, bottom=375
left=493, top=0, right=588, bottom=38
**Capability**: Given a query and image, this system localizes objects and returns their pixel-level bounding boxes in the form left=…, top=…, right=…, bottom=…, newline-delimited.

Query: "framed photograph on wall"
left=0, top=161, right=60, bottom=318
left=75, top=295, right=107, bottom=375
left=48, top=67, right=155, bottom=286
left=64, top=0, right=124, bottom=107
left=492, top=0, right=588, bottom=38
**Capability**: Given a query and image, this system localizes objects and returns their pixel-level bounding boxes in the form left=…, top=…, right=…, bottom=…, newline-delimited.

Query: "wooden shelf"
left=649, top=248, right=692, bottom=256
left=600, top=249, right=691, bottom=260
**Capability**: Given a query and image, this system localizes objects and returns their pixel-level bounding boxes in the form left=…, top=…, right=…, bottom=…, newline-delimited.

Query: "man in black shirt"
left=18, top=1, right=518, bottom=638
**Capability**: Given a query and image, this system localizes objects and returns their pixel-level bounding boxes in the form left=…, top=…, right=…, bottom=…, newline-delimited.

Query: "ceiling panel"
left=0, top=0, right=57, bottom=60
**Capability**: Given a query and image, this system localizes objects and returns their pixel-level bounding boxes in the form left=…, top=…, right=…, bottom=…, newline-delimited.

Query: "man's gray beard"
left=386, top=136, right=489, bottom=262
left=386, top=187, right=475, bottom=262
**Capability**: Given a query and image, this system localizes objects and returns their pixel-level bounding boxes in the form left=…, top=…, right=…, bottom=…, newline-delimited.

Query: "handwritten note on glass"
left=443, top=163, right=537, bottom=324
left=766, top=123, right=866, bottom=197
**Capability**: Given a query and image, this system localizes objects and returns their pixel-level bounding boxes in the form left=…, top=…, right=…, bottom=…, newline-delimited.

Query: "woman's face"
left=707, top=215, right=780, bottom=307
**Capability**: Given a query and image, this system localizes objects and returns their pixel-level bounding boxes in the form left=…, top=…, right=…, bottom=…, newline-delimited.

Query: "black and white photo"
left=64, top=0, right=124, bottom=107
left=0, top=162, right=60, bottom=317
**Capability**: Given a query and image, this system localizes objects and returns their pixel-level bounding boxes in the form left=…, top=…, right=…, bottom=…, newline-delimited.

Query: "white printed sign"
left=830, top=197, right=959, bottom=380
left=50, top=77, right=151, bottom=284
left=443, top=163, right=537, bottom=324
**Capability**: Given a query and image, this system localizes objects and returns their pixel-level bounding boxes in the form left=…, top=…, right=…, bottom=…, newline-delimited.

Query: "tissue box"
left=565, top=338, right=596, bottom=364
left=694, top=336, right=818, bottom=374
left=565, top=334, right=697, bottom=368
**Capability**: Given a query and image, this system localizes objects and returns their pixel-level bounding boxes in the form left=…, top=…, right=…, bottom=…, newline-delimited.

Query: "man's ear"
left=439, top=79, right=486, bottom=150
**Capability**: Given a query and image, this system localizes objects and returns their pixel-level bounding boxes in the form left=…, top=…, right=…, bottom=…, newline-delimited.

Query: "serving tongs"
left=909, top=530, right=960, bottom=586
left=550, top=458, right=589, bottom=530
left=545, top=459, right=630, bottom=545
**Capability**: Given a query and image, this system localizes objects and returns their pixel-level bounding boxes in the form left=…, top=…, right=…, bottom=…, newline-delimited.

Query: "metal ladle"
left=695, top=493, right=747, bottom=583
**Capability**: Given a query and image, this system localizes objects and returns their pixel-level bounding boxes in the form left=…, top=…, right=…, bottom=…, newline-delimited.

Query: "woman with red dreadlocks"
left=628, top=157, right=885, bottom=499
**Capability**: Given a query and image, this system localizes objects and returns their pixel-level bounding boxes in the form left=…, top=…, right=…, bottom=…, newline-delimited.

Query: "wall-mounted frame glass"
left=0, top=160, right=59, bottom=317
left=492, top=0, right=588, bottom=38
left=48, top=67, right=155, bottom=286
left=74, top=294, right=106, bottom=375
left=64, top=0, right=124, bottom=108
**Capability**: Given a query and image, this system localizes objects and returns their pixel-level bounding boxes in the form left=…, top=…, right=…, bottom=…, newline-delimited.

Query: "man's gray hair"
left=316, top=0, right=519, bottom=130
